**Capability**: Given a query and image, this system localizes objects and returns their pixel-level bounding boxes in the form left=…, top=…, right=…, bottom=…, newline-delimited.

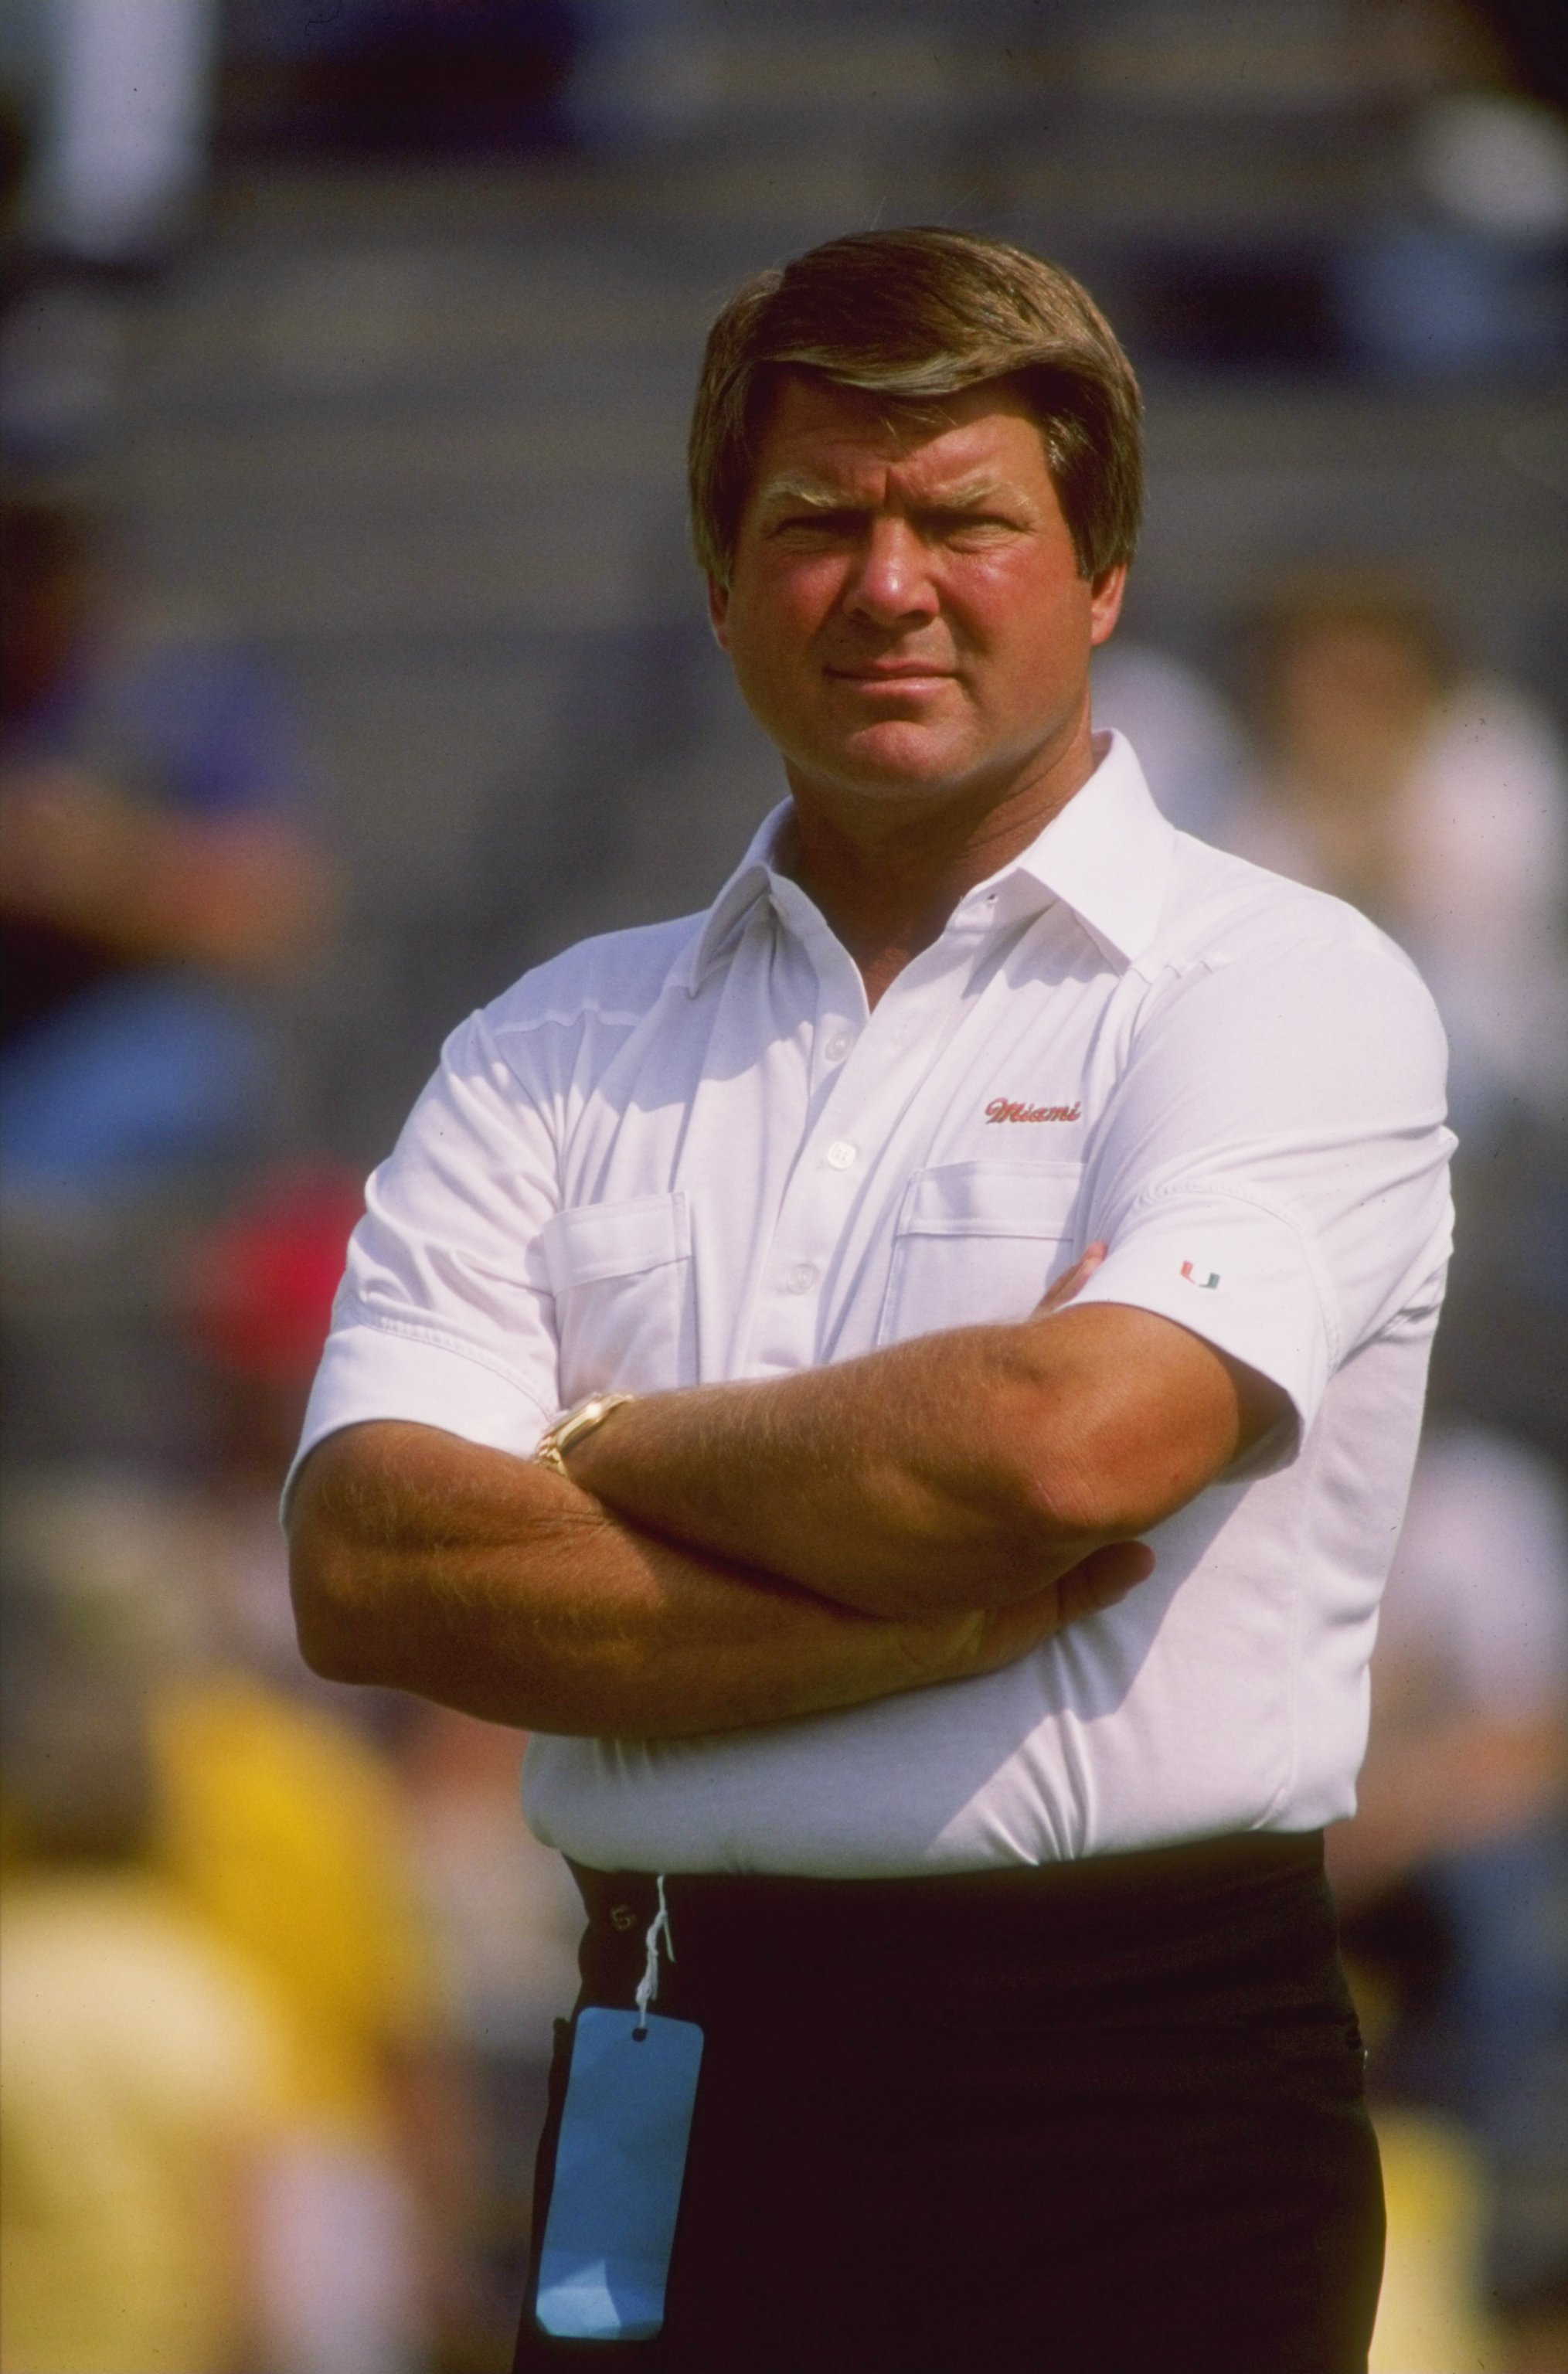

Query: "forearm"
left=568, top=1329, right=1086, bottom=1618
left=1, top=774, right=328, bottom=971
left=286, top=1422, right=1047, bottom=1737
left=568, top=1303, right=1243, bottom=1619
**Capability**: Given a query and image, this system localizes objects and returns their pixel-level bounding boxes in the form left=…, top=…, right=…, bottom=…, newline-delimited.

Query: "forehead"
left=747, top=370, right=1052, bottom=498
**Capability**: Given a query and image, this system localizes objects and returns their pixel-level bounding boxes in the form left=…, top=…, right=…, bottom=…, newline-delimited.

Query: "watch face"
left=561, top=1392, right=630, bottom=1452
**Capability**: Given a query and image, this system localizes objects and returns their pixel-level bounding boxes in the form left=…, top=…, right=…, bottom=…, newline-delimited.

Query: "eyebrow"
left=752, top=474, right=856, bottom=512
left=753, top=471, right=1022, bottom=513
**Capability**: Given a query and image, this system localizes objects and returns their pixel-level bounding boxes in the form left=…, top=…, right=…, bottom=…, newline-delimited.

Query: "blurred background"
left=0, top=3, right=1563, bottom=2368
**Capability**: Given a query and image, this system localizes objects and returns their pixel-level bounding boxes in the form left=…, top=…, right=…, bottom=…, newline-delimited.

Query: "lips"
left=825, top=665, right=955, bottom=684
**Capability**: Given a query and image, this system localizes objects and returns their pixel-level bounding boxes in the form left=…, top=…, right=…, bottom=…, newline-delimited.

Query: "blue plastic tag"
left=534, top=2005, right=706, bottom=2342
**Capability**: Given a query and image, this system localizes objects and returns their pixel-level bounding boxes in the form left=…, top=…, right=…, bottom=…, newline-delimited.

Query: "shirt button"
left=825, top=1032, right=853, bottom=1063
left=785, top=1264, right=817, bottom=1294
left=825, top=1140, right=858, bottom=1170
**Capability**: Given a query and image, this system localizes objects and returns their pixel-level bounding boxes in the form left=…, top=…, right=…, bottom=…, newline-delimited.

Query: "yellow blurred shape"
left=0, top=1872, right=286, bottom=2374
left=1372, top=2107, right=1502, bottom=2373
left=151, top=1675, right=446, bottom=2140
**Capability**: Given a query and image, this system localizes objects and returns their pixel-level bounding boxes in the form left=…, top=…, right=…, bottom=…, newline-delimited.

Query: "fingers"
left=1035, top=1240, right=1107, bottom=1316
left=957, top=1539, right=1153, bottom=1678
left=1053, top=1539, right=1155, bottom=1625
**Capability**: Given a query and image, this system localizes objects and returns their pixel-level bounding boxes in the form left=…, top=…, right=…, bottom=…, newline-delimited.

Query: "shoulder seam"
left=490, top=1003, right=652, bottom=1036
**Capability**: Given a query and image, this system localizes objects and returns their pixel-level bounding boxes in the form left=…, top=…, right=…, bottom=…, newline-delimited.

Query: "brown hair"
left=689, top=227, right=1142, bottom=588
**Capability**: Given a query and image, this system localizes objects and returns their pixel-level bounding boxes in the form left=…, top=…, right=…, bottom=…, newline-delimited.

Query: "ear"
left=706, top=575, right=731, bottom=651
left=1087, top=564, right=1128, bottom=648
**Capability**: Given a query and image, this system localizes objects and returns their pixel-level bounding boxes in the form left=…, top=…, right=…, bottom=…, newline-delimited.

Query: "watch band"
left=534, top=1392, right=636, bottom=1476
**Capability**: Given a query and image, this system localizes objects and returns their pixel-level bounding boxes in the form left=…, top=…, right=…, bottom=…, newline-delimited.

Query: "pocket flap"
left=897, top=1161, right=1082, bottom=1240
left=543, top=1192, right=691, bottom=1289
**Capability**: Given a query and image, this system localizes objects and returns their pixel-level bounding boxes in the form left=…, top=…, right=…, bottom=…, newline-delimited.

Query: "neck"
left=783, top=713, right=1103, bottom=1006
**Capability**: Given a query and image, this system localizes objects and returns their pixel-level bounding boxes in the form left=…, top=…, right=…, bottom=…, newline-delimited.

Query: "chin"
left=818, top=723, right=979, bottom=797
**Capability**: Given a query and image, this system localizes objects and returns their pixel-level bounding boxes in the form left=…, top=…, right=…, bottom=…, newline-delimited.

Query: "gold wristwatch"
left=533, top=1391, right=635, bottom=1476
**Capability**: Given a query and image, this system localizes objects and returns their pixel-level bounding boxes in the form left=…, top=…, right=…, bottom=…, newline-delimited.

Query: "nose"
left=843, top=517, right=938, bottom=629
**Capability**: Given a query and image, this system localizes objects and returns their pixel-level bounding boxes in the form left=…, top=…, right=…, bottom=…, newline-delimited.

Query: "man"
left=287, top=230, right=1453, bottom=2372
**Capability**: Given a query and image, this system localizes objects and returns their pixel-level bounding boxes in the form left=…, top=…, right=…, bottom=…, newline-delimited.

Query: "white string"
left=632, top=1875, right=675, bottom=2036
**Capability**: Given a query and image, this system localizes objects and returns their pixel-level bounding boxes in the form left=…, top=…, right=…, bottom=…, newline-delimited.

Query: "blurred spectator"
left=1329, top=1424, right=1568, bottom=2362
left=1371, top=2109, right=1499, bottom=2372
left=1331, top=1427, right=1568, bottom=1906
left=181, top=1167, right=495, bottom=2369
left=0, top=1650, right=287, bottom=2374
left=0, top=491, right=332, bottom=1196
left=181, top=1164, right=371, bottom=1583
left=154, top=1662, right=467, bottom=2374
left=1340, top=91, right=1568, bottom=380
left=19, top=0, right=220, bottom=270
left=1091, top=638, right=1247, bottom=842
left=1, top=1163, right=501, bottom=2369
left=1226, top=577, right=1568, bottom=1137
left=397, top=1701, right=585, bottom=2336
left=2, top=1464, right=473, bottom=2374
left=183, top=1164, right=587, bottom=2354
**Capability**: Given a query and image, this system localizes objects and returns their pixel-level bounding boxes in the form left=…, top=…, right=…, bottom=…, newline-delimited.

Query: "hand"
left=896, top=1532, right=1155, bottom=1689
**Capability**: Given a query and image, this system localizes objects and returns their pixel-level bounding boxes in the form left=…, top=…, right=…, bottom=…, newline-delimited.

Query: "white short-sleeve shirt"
left=294, top=734, right=1454, bottom=1875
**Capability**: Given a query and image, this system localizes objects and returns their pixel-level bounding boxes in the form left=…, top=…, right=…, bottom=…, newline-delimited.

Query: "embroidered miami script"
left=985, top=1097, right=1081, bottom=1124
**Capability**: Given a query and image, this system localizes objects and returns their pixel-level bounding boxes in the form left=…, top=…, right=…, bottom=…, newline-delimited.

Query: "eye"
left=768, top=509, right=862, bottom=540
left=925, top=509, right=1020, bottom=543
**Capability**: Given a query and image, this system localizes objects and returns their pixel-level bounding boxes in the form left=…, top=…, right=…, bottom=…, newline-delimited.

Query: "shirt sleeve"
left=285, top=1008, right=563, bottom=1503
left=1072, top=926, right=1454, bottom=1468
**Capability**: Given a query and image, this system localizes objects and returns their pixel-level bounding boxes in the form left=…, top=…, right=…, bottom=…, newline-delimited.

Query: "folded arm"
left=287, top=1417, right=1145, bottom=1738
left=566, top=1269, right=1288, bottom=1619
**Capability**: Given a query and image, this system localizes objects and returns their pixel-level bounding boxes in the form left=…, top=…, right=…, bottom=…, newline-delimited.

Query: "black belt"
left=566, top=1830, right=1333, bottom=2028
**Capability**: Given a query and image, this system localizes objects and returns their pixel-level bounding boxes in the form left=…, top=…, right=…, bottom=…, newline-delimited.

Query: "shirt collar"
left=681, top=731, right=1174, bottom=992
left=681, top=804, right=797, bottom=991
left=995, top=730, right=1175, bottom=967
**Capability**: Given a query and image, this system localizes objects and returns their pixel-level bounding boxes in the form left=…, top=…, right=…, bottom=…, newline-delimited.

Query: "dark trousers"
left=515, top=1833, right=1384, bottom=2374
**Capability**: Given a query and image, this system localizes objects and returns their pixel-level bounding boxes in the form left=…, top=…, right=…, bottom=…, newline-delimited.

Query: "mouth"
left=824, top=665, right=956, bottom=689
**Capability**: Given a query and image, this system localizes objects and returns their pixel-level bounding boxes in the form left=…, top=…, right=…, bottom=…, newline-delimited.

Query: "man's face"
left=709, top=372, right=1125, bottom=818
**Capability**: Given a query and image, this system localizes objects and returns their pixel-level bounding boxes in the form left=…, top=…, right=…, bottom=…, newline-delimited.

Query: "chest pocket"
left=876, top=1161, right=1084, bottom=1349
left=542, top=1192, right=692, bottom=1403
